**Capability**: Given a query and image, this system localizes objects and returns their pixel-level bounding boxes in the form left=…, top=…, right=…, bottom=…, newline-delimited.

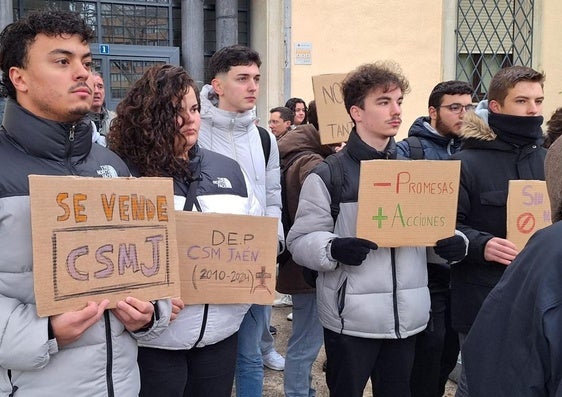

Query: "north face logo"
left=96, top=165, right=119, bottom=178
left=212, top=177, right=232, bottom=189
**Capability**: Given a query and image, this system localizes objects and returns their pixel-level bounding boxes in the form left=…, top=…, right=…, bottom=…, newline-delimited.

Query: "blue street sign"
left=99, top=44, right=110, bottom=55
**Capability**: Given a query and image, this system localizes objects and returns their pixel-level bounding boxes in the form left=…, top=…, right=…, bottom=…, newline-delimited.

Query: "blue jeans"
left=236, top=304, right=267, bottom=397
left=260, top=304, right=274, bottom=355
left=455, top=333, right=469, bottom=397
left=284, top=293, right=324, bottom=397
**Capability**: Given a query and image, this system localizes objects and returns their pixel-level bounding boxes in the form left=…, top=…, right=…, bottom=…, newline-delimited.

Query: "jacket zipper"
left=193, top=304, right=210, bottom=348
left=391, top=248, right=401, bottom=338
left=66, top=124, right=76, bottom=174
left=104, top=311, right=115, bottom=397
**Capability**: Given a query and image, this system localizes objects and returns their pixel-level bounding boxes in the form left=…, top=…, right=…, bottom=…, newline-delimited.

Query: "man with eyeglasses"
left=450, top=66, right=546, bottom=397
left=397, top=80, right=473, bottom=397
left=268, top=106, right=294, bottom=138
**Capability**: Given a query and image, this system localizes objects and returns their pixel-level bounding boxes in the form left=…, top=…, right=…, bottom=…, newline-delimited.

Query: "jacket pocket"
left=336, top=277, right=348, bottom=316
left=480, top=189, right=507, bottom=206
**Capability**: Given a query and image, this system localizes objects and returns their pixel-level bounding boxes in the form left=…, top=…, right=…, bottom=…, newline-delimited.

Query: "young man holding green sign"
left=287, top=61, right=467, bottom=397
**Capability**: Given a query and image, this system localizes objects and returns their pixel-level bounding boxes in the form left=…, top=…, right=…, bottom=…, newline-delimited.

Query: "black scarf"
left=489, top=111, right=543, bottom=146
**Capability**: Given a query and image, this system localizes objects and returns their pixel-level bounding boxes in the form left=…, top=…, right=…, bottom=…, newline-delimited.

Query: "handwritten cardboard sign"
left=312, top=73, right=354, bottom=145
left=29, top=175, right=180, bottom=317
left=507, top=180, right=551, bottom=250
left=356, top=160, right=461, bottom=247
left=175, top=211, right=278, bottom=305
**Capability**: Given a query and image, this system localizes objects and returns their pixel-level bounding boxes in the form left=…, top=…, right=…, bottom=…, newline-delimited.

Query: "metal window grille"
left=455, top=0, right=534, bottom=100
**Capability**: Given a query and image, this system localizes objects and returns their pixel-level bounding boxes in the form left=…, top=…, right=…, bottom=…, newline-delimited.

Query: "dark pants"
left=323, top=328, right=417, bottom=397
left=411, top=291, right=459, bottom=397
left=138, top=332, right=238, bottom=397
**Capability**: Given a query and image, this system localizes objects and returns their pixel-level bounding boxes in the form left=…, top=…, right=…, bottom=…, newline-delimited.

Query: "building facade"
left=1, top=0, right=560, bottom=136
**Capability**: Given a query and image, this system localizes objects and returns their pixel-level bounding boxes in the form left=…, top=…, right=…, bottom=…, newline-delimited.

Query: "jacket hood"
left=199, top=84, right=256, bottom=134
left=277, top=124, right=334, bottom=160
left=545, top=136, right=562, bottom=222
left=408, top=116, right=461, bottom=146
left=458, top=110, right=497, bottom=141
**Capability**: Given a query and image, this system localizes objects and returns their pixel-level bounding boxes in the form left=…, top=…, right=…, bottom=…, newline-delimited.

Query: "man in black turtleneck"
left=449, top=66, right=546, bottom=397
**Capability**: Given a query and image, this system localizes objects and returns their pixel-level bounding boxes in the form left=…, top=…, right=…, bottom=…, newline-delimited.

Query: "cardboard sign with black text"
left=356, top=160, right=461, bottom=247
left=175, top=211, right=278, bottom=305
left=312, top=73, right=354, bottom=145
left=507, top=180, right=551, bottom=250
left=29, top=175, right=180, bottom=317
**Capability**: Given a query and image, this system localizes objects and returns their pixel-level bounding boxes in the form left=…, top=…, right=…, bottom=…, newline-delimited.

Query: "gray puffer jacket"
left=287, top=129, right=430, bottom=339
left=0, top=99, right=171, bottom=397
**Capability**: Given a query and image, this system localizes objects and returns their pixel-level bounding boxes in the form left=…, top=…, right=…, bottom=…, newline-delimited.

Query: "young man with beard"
left=396, top=80, right=473, bottom=397
left=450, top=65, right=546, bottom=397
left=287, top=61, right=467, bottom=397
left=0, top=9, right=170, bottom=396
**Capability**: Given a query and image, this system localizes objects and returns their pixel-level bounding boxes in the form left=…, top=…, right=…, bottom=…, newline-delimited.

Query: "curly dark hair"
left=342, top=61, right=410, bottom=119
left=108, top=65, right=199, bottom=179
left=0, top=9, right=95, bottom=100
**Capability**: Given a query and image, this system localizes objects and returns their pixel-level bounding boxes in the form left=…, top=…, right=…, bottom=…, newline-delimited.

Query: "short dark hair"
left=0, top=9, right=95, bottom=100
left=270, top=106, right=294, bottom=124
left=342, top=61, right=410, bottom=117
left=208, top=44, right=261, bottom=80
left=544, top=107, right=562, bottom=149
left=488, top=65, right=545, bottom=104
left=308, top=100, right=318, bottom=130
left=428, top=80, right=473, bottom=108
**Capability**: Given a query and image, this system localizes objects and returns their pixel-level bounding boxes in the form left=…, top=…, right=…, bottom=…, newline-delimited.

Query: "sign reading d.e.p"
left=312, top=73, right=354, bottom=145
left=29, top=175, right=180, bottom=317
left=507, top=180, right=552, bottom=250
left=175, top=211, right=278, bottom=305
left=356, top=160, right=461, bottom=247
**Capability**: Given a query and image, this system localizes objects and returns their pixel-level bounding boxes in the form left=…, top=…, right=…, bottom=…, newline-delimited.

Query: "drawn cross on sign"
left=372, top=207, right=388, bottom=228
left=253, top=266, right=272, bottom=294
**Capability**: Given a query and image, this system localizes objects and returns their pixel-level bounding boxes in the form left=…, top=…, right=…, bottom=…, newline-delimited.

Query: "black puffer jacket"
left=450, top=110, right=545, bottom=334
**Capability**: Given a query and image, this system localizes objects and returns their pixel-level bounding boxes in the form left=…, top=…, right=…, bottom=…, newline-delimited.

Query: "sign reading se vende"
left=507, top=180, right=552, bottom=250
left=175, top=211, right=278, bottom=305
left=312, top=73, right=354, bottom=145
left=356, top=160, right=461, bottom=247
left=29, top=175, right=180, bottom=317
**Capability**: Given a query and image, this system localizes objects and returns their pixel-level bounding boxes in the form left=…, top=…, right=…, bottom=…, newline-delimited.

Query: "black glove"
left=434, top=235, right=467, bottom=263
left=330, top=237, right=378, bottom=266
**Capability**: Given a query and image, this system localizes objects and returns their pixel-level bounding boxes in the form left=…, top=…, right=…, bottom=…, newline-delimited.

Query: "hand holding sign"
left=484, top=237, right=518, bottom=266
left=111, top=297, right=155, bottom=332
left=50, top=299, right=109, bottom=347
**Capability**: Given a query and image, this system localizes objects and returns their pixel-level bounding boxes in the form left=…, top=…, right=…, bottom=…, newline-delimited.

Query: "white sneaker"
left=262, top=350, right=285, bottom=371
left=286, top=312, right=293, bottom=321
left=273, top=294, right=293, bottom=307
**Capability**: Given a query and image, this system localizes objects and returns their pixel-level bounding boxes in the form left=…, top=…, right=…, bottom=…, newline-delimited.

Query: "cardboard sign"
left=29, top=175, right=180, bottom=317
left=507, top=180, right=552, bottom=250
left=175, top=211, right=278, bottom=305
left=312, top=73, right=354, bottom=145
left=356, top=160, right=460, bottom=247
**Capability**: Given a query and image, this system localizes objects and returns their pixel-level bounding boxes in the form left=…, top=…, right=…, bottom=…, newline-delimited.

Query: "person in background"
left=268, top=106, right=294, bottom=138
left=397, top=80, right=473, bottom=397
left=109, top=64, right=260, bottom=397
left=450, top=65, right=546, bottom=397
left=89, top=71, right=115, bottom=146
left=543, top=106, right=562, bottom=149
left=285, top=97, right=308, bottom=126
left=197, top=44, right=285, bottom=396
left=276, top=101, right=334, bottom=397
left=0, top=9, right=171, bottom=396
left=287, top=61, right=467, bottom=397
